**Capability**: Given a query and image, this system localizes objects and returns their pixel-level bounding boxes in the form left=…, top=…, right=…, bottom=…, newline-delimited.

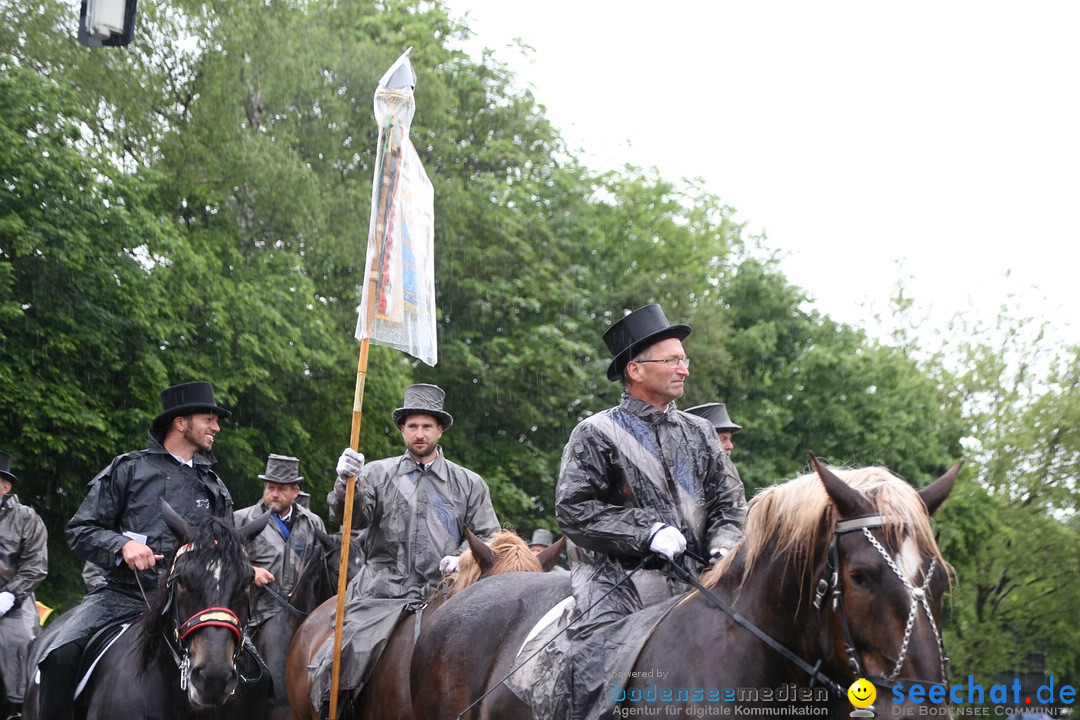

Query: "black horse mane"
left=137, top=513, right=253, bottom=667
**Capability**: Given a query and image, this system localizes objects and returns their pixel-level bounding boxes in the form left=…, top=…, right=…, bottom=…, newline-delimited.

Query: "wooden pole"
left=327, top=336, right=370, bottom=720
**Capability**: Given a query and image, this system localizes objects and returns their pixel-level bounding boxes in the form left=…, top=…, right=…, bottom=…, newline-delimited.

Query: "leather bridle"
left=813, top=514, right=948, bottom=693
left=161, top=541, right=246, bottom=691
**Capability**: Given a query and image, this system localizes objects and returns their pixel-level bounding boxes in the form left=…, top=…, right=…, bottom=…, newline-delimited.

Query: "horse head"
left=141, top=500, right=255, bottom=709
left=810, top=454, right=962, bottom=712
left=696, top=456, right=960, bottom=714
left=289, top=527, right=365, bottom=613
left=450, top=528, right=566, bottom=595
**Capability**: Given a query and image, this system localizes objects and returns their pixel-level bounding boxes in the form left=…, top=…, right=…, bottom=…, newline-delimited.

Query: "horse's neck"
left=722, top=553, right=820, bottom=649
left=290, top=553, right=334, bottom=614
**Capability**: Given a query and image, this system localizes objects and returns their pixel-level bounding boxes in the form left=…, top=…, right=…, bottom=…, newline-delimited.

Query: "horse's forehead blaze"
left=178, top=555, right=240, bottom=601
left=209, top=558, right=223, bottom=583
left=897, top=535, right=923, bottom=583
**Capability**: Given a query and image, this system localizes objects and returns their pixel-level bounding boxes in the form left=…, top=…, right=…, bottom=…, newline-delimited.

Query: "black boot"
left=35, top=642, right=82, bottom=720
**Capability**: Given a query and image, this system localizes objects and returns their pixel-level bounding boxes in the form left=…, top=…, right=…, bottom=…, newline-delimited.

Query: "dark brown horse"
left=25, top=503, right=267, bottom=720
left=410, top=457, right=961, bottom=719
left=285, top=528, right=566, bottom=720
left=246, top=529, right=364, bottom=720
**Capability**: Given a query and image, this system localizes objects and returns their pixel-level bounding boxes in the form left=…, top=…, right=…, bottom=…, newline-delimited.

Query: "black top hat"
left=391, top=384, right=453, bottom=429
left=152, top=381, right=232, bottom=430
left=0, top=451, right=16, bottom=484
left=685, top=402, right=743, bottom=433
left=258, top=454, right=303, bottom=485
left=603, top=304, right=692, bottom=382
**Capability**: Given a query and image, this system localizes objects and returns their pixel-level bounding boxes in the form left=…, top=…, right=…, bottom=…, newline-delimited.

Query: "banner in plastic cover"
left=355, top=49, right=437, bottom=366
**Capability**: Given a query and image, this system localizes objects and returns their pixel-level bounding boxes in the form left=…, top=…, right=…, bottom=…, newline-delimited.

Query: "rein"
left=261, top=583, right=311, bottom=619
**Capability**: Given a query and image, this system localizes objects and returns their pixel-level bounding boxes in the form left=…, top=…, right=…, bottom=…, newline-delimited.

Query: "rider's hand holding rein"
left=648, top=523, right=687, bottom=561
left=121, top=539, right=165, bottom=571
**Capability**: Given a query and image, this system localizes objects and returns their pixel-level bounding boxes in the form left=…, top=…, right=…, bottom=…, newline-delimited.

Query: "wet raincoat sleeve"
left=0, top=498, right=48, bottom=602
left=555, top=422, right=657, bottom=558
left=65, top=455, right=138, bottom=570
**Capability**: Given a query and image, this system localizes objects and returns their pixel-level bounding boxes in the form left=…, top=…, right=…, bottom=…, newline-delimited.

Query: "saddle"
left=74, top=620, right=132, bottom=699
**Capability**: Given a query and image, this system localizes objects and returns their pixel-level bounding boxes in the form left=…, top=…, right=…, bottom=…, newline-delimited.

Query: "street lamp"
left=78, top=0, right=137, bottom=47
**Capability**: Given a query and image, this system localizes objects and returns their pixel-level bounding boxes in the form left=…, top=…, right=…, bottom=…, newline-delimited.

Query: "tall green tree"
left=0, top=57, right=181, bottom=607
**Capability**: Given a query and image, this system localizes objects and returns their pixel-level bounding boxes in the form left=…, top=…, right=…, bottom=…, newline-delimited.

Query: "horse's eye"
left=848, top=570, right=871, bottom=590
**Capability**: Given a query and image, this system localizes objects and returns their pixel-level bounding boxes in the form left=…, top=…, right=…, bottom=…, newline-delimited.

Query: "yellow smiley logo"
left=848, top=678, right=876, bottom=708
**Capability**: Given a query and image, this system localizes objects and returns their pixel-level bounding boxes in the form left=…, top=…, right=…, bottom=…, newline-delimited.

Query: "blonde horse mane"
left=449, top=530, right=542, bottom=596
left=702, top=465, right=945, bottom=592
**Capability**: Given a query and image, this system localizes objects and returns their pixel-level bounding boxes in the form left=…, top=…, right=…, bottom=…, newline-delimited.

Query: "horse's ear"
left=536, top=536, right=566, bottom=572
left=810, top=453, right=871, bottom=518
left=314, top=526, right=333, bottom=551
left=465, top=527, right=495, bottom=574
left=919, top=461, right=963, bottom=516
left=162, top=499, right=192, bottom=542
left=240, top=509, right=273, bottom=544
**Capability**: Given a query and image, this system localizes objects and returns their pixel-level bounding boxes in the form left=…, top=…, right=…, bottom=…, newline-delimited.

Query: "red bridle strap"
left=178, top=607, right=243, bottom=644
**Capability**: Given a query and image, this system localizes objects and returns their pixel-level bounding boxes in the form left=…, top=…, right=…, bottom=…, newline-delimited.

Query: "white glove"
left=648, top=524, right=686, bottom=561
left=439, top=555, right=460, bottom=574
left=336, top=448, right=365, bottom=481
left=0, top=591, right=15, bottom=616
left=709, top=547, right=728, bottom=566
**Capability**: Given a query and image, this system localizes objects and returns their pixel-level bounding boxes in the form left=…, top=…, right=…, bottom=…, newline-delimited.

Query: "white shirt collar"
left=170, top=452, right=194, bottom=467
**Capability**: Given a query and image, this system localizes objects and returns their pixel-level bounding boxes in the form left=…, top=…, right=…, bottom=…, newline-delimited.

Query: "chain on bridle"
left=813, top=514, right=949, bottom=692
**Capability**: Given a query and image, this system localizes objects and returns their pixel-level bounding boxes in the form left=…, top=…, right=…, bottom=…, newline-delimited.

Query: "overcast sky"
left=440, top=0, right=1080, bottom=346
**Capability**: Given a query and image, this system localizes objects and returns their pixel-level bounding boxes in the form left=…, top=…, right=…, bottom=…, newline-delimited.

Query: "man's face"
left=180, top=412, right=220, bottom=452
left=0, top=478, right=10, bottom=498
left=717, top=431, right=734, bottom=454
left=627, top=337, right=690, bottom=408
left=400, top=413, right=444, bottom=463
left=262, top=480, right=300, bottom=514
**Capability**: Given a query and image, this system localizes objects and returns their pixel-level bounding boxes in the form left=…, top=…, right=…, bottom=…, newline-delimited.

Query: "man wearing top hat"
left=686, top=402, right=742, bottom=456
left=528, top=528, right=569, bottom=575
left=0, top=451, right=48, bottom=720
left=32, top=381, right=257, bottom=720
left=555, top=304, right=747, bottom=720
left=528, top=527, right=554, bottom=555
left=309, top=383, right=500, bottom=718
left=686, top=402, right=746, bottom=489
left=234, top=453, right=327, bottom=626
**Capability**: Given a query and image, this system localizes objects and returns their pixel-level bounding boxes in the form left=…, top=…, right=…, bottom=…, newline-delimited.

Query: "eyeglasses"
left=632, top=356, right=690, bottom=369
